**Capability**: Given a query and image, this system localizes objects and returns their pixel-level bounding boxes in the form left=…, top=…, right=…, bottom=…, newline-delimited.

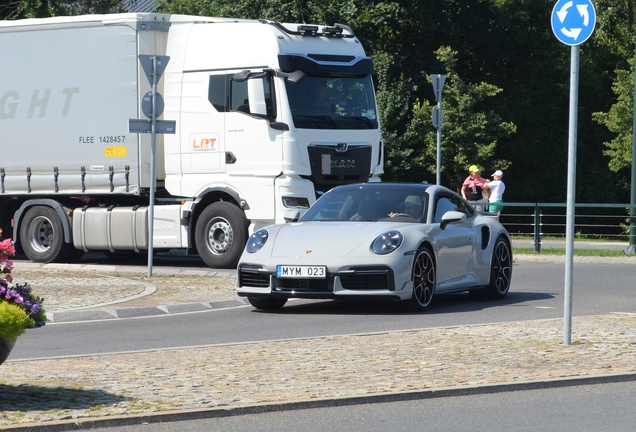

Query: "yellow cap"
left=469, top=165, right=479, bottom=173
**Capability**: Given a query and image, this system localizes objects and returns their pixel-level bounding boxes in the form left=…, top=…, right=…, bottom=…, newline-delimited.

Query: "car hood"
left=270, top=221, right=398, bottom=258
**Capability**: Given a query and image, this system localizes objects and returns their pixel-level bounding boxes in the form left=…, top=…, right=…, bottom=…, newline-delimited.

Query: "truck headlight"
left=282, top=196, right=310, bottom=208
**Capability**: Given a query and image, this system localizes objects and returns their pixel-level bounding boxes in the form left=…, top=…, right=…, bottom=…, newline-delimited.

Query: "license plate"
left=276, top=265, right=326, bottom=279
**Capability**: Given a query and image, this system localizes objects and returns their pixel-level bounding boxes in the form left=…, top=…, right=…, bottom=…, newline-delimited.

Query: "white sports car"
left=236, top=183, right=512, bottom=311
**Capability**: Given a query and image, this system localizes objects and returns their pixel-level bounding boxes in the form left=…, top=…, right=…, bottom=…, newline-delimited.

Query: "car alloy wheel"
left=404, top=247, right=436, bottom=312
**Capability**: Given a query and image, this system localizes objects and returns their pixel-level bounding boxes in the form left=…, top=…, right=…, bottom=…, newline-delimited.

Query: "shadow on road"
left=248, top=291, right=555, bottom=316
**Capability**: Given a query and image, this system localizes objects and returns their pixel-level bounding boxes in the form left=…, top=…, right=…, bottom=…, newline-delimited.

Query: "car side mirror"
left=440, top=211, right=466, bottom=230
left=284, top=210, right=301, bottom=223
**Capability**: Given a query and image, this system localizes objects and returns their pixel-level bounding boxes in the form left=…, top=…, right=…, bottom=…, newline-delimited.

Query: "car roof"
left=330, top=182, right=439, bottom=193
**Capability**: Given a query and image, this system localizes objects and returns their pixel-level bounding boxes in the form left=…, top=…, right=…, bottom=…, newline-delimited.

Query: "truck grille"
left=308, top=144, right=372, bottom=191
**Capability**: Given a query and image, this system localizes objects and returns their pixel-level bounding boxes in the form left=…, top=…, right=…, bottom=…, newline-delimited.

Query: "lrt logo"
left=192, top=135, right=219, bottom=152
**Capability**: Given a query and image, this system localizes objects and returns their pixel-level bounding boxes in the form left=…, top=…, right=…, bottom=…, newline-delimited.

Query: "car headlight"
left=371, top=230, right=403, bottom=255
left=246, top=229, right=268, bottom=253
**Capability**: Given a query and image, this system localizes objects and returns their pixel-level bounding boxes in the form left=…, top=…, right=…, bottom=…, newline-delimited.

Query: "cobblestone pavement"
left=1, top=255, right=635, bottom=430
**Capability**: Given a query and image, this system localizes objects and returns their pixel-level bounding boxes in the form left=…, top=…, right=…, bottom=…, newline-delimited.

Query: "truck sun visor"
left=278, top=55, right=374, bottom=75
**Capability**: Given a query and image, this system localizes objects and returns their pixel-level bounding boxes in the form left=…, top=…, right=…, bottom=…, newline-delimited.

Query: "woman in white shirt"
left=488, top=170, right=506, bottom=215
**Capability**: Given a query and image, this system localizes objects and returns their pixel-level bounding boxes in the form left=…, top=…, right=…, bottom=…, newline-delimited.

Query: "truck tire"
left=195, top=202, right=248, bottom=269
left=19, top=206, right=74, bottom=263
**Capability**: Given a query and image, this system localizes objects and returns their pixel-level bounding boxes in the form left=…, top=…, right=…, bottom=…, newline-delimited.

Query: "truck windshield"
left=285, top=75, right=378, bottom=130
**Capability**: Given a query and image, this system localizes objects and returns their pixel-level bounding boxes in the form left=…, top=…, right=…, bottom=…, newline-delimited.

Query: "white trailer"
left=0, top=13, right=383, bottom=268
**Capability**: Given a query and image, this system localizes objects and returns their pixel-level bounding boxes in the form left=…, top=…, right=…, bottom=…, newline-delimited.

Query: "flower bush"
left=0, top=238, right=46, bottom=341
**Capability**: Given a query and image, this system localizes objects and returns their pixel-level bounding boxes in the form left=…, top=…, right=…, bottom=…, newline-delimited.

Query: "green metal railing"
left=488, top=202, right=636, bottom=253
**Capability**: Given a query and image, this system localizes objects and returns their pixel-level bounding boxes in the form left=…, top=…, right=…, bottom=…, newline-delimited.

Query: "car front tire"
left=247, top=296, right=288, bottom=310
left=402, top=246, right=436, bottom=312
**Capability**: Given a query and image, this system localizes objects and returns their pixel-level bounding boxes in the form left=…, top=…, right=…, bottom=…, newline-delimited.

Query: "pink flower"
left=0, top=239, right=15, bottom=256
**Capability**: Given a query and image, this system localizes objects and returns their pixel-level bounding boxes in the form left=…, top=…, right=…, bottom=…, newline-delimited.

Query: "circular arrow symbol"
left=551, top=0, right=596, bottom=46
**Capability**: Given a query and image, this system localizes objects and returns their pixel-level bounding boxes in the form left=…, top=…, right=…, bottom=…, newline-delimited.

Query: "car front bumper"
left=236, top=263, right=412, bottom=301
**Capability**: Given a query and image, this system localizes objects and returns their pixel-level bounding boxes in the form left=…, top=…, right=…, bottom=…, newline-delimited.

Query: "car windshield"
left=285, top=75, right=378, bottom=130
left=300, top=186, right=428, bottom=222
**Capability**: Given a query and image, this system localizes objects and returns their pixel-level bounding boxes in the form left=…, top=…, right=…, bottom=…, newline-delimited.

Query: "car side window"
left=434, top=197, right=456, bottom=223
left=433, top=194, right=474, bottom=223
left=454, top=197, right=475, bottom=217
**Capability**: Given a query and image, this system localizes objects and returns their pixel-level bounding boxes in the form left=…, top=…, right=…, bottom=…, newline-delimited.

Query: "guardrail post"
left=627, top=210, right=636, bottom=254
left=533, top=204, right=541, bottom=253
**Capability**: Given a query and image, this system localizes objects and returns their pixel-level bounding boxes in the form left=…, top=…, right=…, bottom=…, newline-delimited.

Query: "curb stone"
left=3, top=372, right=636, bottom=431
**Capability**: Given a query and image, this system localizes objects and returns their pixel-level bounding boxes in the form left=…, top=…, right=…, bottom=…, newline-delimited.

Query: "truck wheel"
left=195, top=202, right=248, bottom=269
left=19, top=206, right=73, bottom=263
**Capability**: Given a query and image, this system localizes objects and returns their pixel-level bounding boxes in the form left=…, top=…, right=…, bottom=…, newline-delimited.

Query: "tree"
left=590, top=0, right=636, bottom=195
left=63, top=0, right=124, bottom=15
left=1, top=0, right=124, bottom=19
left=593, top=65, right=634, bottom=173
left=0, top=0, right=59, bottom=19
left=393, top=47, right=515, bottom=187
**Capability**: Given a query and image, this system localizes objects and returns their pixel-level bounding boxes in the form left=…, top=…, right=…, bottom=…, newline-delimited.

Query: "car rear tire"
left=484, top=236, right=512, bottom=299
left=402, top=246, right=436, bottom=312
left=247, top=296, right=287, bottom=310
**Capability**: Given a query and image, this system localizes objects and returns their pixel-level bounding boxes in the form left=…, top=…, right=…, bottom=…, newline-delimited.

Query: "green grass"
left=513, top=248, right=631, bottom=257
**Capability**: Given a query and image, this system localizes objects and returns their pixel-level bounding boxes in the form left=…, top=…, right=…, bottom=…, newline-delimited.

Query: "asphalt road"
left=83, top=381, right=636, bottom=432
left=11, top=259, right=636, bottom=360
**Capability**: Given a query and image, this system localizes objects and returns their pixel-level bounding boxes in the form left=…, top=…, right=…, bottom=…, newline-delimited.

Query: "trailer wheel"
left=19, top=206, right=73, bottom=263
left=195, top=202, right=248, bottom=269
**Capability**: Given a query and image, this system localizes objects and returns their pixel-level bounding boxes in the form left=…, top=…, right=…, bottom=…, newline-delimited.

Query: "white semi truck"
left=0, top=13, right=383, bottom=268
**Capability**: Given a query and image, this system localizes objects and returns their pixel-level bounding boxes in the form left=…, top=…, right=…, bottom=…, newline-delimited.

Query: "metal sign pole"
left=563, top=45, right=580, bottom=345
left=147, top=56, right=158, bottom=277
left=551, top=0, right=595, bottom=346
left=436, top=100, right=442, bottom=185
left=431, top=74, right=446, bottom=185
left=128, top=55, right=174, bottom=277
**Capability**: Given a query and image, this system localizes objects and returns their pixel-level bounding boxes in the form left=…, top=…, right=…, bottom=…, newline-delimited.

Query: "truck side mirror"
left=284, top=210, right=301, bottom=223
left=287, top=70, right=306, bottom=84
left=247, top=80, right=268, bottom=116
left=231, top=70, right=250, bottom=82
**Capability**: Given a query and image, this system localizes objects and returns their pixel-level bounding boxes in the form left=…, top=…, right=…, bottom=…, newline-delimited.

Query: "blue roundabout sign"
left=551, top=0, right=596, bottom=46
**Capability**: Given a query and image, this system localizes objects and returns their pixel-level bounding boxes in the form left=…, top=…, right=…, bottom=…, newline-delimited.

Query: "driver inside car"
left=390, top=195, right=423, bottom=219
